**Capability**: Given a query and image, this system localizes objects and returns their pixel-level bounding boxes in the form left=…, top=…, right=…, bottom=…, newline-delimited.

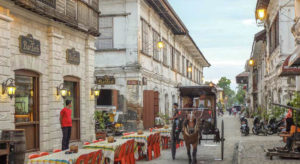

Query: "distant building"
left=95, top=0, right=210, bottom=129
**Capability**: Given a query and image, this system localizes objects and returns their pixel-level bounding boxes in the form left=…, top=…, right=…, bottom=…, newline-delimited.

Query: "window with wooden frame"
left=163, top=40, right=168, bottom=66
left=98, top=17, right=113, bottom=50
left=182, top=56, right=185, bottom=76
left=171, top=47, right=175, bottom=70
left=176, top=50, right=181, bottom=72
left=153, top=30, right=160, bottom=61
left=186, top=60, right=189, bottom=78
left=269, top=14, right=279, bottom=55
left=142, top=19, right=150, bottom=55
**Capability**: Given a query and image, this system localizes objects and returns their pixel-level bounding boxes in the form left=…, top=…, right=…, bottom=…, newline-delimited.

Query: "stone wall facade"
left=0, top=0, right=96, bottom=152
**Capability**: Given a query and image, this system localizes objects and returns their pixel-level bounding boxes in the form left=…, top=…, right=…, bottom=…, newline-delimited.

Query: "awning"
left=288, top=46, right=300, bottom=67
left=236, top=71, right=249, bottom=84
left=279, top=55, right=300, bottom=76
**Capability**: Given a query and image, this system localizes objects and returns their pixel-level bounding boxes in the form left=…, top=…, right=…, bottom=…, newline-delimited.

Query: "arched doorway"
left=14, top=69, right=40, bottom=151
left=63, top=76, right=80, bottom=141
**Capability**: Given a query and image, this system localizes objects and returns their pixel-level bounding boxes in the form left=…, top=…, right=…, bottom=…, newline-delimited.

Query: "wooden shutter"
left=98, top=17, right=113, bottom=49
left=112, top=90, right=119, bottom=110
left=154, top=91, right=159, bottom=116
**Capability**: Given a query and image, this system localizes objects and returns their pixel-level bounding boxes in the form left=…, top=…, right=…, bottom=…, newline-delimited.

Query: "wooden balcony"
left=11, top=0, right=100, bottom=36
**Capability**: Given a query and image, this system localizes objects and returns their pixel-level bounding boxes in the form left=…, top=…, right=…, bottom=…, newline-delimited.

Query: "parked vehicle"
left=240, top=116, right=249, bottom=136
left=267, top=117, right=284, bottom=135
left=252, top=116, right=268, bottom=135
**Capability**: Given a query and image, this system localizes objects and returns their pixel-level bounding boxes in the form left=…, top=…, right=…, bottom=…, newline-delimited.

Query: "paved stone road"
left=140, top=114, right=300, bottom=164
left=139, top=114, right=240, bottom=164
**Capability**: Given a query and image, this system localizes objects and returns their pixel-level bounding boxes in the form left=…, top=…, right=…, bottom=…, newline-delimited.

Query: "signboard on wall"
left=96, top=76, right=115, bottom=85
left=127, top=80, right=140, bottom=85
left=66, top=48, right=80, bottom=65
left=19, top=34, right=41, bottom=56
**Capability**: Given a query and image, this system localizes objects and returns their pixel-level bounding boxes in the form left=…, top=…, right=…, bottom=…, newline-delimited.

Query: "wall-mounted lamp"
left=2, top=78, right=16, bottom=99
left=188, top=66, right=193, bottom=73
left=248, top=58, right=255, bottom=66
left=157, top=41, right=164, bottom=49
left=57, top=83, right=68, bottom=98
left=91, top=86, right=100, bottom=98
left=256, top=8, right=266, bottom=21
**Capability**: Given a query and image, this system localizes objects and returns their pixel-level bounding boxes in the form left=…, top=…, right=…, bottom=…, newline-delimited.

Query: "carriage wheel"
left=221, top=120, right=224, bottom=160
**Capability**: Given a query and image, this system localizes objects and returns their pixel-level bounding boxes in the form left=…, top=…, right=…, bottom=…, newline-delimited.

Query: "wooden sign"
left=127, top=80, right=140, bottom=85
left=38, top=0, right=56, bottom=8
left=66, top=48, right=80, bottom=65
left=96, top=76, right=115, bottom=85
left=19, top=34, right=41, bottom=55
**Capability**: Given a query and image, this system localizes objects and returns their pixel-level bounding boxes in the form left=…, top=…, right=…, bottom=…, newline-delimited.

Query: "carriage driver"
left=170, top=103, right=179, bottom=127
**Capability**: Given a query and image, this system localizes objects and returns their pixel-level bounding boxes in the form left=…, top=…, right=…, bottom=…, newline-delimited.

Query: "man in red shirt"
left=60, top=100, right=72, bottom=150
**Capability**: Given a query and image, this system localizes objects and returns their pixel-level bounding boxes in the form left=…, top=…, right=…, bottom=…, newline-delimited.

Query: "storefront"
left=0, top=0, right=99, bottom=152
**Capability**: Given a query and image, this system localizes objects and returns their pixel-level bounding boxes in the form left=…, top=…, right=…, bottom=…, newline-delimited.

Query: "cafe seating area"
left=27, top=127, right=180, bottom=164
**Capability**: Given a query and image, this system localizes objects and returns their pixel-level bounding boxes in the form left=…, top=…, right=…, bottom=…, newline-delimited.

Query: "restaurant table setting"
left=122, top=131, right=158, bottom=154
left=27, top=149, right=97, bottom=164
left=152, top=127, right=172, bottom=137
left=83, top=138, right=128, bottom=164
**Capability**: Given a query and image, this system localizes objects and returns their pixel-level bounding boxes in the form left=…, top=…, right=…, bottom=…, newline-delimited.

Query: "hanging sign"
left=96, top=76, right=115, bottom=85
left=19, top=34, right=41, bottom=56
left=66, top=48, right=80, bottom=65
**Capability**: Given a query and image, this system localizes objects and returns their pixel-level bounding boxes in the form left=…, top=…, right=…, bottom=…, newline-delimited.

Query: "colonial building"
left=95, top=0, right=210, bottom=129
left=0, top=0, right=99, bottom=152
left=254, top=0, right=297, bottom=111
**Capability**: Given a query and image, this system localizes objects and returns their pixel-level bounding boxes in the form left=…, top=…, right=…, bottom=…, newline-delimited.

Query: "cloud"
left=242, top=19, right=256, bottom=26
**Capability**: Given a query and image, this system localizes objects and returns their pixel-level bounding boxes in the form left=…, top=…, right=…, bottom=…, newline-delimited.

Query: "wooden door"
left=15, top=70, right=40, bottom=151
left=112, top=90, right=119, bottom=110
left=143, top=90, right=155, bottom=129
left=64, top=76, right=80, bottom=141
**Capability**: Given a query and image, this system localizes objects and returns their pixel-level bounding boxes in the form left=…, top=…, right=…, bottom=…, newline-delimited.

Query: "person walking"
left=60, top=100, right=72, bottom=150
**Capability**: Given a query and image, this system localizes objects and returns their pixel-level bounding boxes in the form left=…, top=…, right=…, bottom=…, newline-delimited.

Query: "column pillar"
left=47, top=26, right=64, bottom=150
left=82, top=35, right=96, bottom=141
left=0, top=7, right=14, bottom=130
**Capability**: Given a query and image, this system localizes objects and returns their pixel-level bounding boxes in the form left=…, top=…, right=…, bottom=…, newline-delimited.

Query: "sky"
left=168, top=0, right=262, bottom=91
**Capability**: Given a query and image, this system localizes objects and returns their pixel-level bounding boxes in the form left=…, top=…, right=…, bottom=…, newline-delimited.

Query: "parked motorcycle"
left=266, top=117, right=284, bottom=135
left=240, top=116, right=249, bottom=136
left=252, top=116, right=268, bottom=136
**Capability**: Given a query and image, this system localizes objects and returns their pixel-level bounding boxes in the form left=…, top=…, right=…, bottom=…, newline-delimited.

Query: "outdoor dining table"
left=27, top=149, right=97, bottom=164
left=121, top=132, right=159, bottom=154
left=152, top=127, right=172, bottom=137
left=83, top=138, right=129, bottom=164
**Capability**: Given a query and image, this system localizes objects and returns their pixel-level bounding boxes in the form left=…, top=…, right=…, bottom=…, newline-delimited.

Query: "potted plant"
left=94, top=111, right=107, bottom=140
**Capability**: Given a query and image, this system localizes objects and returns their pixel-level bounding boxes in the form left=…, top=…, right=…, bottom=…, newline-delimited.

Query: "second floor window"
left=153, top=30, right=160, bottom=61
left=176, top=50, right=181, bottom=72
left=182, top=56, right=185, bottom=75
left=171, top=47, right=175, bottom=70
left=142, top=19, right=150, bottom=55
left=163, top=40, right=168, bottom=66
left=269, top=14, right=279, bottom=55
left=97, top=17, right=113, bottom=50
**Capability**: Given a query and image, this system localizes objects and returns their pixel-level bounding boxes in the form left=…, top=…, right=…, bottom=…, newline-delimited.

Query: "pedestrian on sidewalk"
left=60, top=99, right=73, bottom=150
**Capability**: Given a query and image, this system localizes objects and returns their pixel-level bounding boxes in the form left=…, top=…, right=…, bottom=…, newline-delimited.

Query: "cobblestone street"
left=139, top=114, right=300, bottom=164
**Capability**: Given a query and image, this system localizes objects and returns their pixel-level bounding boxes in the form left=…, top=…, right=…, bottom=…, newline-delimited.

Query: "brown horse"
left=182, top=111, right=202, bottom=164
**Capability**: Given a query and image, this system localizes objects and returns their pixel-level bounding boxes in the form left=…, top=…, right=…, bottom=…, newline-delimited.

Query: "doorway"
left=15, top=70, right=39, bottom=151
left=64, top=76, right=80, bottom=141
left=143, top=90, right=159, bottom=129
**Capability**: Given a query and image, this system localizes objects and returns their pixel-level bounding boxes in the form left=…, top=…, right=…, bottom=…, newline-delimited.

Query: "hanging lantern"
left=157, top=41, right=164, bottom=49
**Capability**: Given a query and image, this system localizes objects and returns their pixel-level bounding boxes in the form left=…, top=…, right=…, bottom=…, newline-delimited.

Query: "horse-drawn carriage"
left=171, top=85, right=225, bottom=163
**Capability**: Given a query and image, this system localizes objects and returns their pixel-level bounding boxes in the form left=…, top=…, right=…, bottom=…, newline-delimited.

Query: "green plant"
left=157, top=113, right=170, bottom=125
left=94, top=111, right=106, bottom=131
left=289, top=92, right=300, bottom=126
